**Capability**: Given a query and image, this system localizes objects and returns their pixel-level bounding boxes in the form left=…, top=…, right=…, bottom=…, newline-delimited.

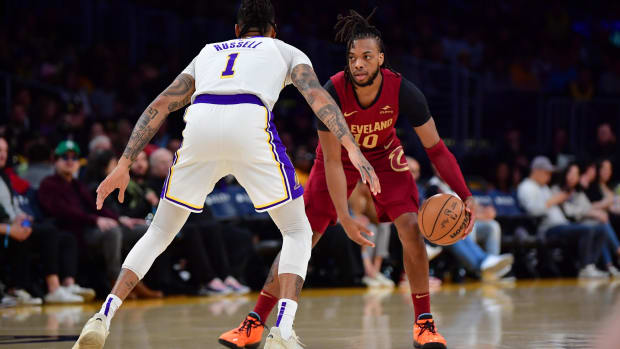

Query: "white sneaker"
left=374, top=273, right=395, bottom=288
left=578, top=264, right=609, bottom=279
left=224, top=276, right=251, bottom=295
left=65, top=284, right=96, bottom=302
left=362, top=276, right=381, bottom=288
left=45, top=287, right=84, bottom=304
left=72, top=313, right=109, bottom=349
left=11, top=289, right=43, bottom=305
left=264, top=327, right=304, bottom=349
left=426, top=245, right=443, bottom=261
left=608, top=265, right=620, bottom=279
left=481, top=254, right=514, bottom=275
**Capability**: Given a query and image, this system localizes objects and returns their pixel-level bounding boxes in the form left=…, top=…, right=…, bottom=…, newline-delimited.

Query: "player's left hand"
left=462, top=196, right=476, bottom=239
left=347, top=149, right=381, bottom=195
left=96, top=165, right=130, bottom=210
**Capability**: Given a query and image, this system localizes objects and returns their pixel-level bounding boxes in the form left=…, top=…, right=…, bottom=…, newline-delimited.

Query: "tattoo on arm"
left=121, top=73, right=195, bottom=164
left=291, top=64, right=355, bottom=144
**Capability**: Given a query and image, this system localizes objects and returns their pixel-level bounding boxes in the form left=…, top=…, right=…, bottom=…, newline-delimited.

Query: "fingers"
left=96, top=184, right=111, bottom=210
left=118, top=181, right=127, bottom=203
left=357, top=223, right=374, bottom=237
left=355, top=235, right=376, bottom=247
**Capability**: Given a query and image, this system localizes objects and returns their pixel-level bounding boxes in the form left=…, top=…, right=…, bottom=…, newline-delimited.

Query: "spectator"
left=0, top=137, right=93, bottom=304
left=348, top=181, right=393, bottom=288
left=553, top=163, right=620, bottom=277
left=21, top=141, right=55, bottom=189
left=123, top=151, right=159, bottom=219
left=586, top=159, right=620, bottom=230
left=38, top=140, right=123, bottom=286
left=88, top=135, right=113, bottom=155
left=517, top=156, right=607, bottom=278
left=590, top=123, right=617, bottom=164
left=147, top=148, right=174, bottom=195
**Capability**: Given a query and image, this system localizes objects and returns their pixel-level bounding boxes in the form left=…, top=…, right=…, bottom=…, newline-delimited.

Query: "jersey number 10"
left=221, top=53, right=239, bottom=78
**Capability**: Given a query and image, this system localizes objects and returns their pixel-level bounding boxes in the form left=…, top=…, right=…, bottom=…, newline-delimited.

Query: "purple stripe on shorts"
left=267, top=111, right=304, bottom=201
left=193, top=93, right=263, bottom=106
left=275, top=301, right=287, bottom=327
left=103, top=297, right=113, bottom=316
left=160, top=150, right=179, bottom=199
left=162, top=196, right=203, bottom=212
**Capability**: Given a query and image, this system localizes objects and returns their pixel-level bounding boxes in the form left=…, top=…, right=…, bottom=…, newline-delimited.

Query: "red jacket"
left=38, top=173, right=118, bottom=237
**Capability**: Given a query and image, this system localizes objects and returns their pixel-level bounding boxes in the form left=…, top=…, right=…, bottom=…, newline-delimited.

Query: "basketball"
left=418, top=193, right=470, bottom=246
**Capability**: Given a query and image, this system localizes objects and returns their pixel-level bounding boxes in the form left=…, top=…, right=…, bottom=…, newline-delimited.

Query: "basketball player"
left=72, top=2, right=379, bottom=349
left=219, top=10, right=479, bottom=349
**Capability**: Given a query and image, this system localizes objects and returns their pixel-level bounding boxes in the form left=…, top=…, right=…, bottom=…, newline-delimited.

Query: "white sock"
left=99, top=294, right=122, bottom=328
left=275, top=298, right=298, bottom=340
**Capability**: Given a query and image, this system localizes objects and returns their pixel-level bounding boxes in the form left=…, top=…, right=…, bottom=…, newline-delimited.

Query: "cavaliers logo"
left=380, top=105, right=394, bottom=115
left=389, top=146, right=409, bottom=172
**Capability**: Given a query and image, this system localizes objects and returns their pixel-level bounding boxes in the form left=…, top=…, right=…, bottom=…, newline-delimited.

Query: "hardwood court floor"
left=1, top=279, right=619, bottom=349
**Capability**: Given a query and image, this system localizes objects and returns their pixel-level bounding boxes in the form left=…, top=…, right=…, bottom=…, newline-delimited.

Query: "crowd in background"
left=1, top=0, right=620, bottom=306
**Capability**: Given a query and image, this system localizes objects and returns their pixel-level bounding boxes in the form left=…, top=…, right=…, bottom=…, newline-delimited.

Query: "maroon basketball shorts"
left=303, top=157, right=419, bottom=234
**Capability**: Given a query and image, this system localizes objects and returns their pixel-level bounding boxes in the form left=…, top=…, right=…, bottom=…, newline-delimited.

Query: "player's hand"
left=96, top=165, right=130, bottom=210
left=347, top=149, right=381, bottom=196
left=462, top=196, right=476, bottom=239
left=340, top=214, right=375, bottom=247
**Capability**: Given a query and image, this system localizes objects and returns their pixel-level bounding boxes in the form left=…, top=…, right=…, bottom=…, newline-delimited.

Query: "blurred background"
left=1, top=0, right=620, bottom=304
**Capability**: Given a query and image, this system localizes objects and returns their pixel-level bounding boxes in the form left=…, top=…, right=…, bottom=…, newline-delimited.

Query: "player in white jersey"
left=72, top=1, right=379, bottom=349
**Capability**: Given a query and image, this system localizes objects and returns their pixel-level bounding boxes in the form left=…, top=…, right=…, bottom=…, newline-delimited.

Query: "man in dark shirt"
left=38, top=141, right=122, bottom=283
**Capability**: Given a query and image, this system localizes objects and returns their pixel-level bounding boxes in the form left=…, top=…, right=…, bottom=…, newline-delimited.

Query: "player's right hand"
left=96, top=165, right=130, bottom=210
left=340, top=215, right=375, bottom=247
left=347, top=149, right=381, bottom=196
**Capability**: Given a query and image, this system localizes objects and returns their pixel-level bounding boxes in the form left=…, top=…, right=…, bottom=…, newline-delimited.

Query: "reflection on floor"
left=1, top=279, right=619, bottom=348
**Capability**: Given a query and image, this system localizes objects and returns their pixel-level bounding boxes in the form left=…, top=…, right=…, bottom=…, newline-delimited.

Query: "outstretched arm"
left=291, top=63, right=380, bottom=195
left=96, top=73, right=195, bottom=209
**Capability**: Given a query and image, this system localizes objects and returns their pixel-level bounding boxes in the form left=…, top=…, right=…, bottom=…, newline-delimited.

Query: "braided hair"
left=237, top=0, right=276, bottom=37
left=334, top=9, right=394, bottom=83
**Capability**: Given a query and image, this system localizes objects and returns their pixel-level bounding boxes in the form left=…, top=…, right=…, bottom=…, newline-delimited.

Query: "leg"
left=474, top=220, right=502, bottom=255
left=393, top=212, right=448, bottom=349
left=266, top=197, right=313, bottom=341
left=445, top=236, right=487, bottom=273
left=393, top=213, right=430, bottom=314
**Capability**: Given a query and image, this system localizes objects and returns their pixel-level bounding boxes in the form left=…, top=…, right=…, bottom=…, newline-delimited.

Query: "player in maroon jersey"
left=219, top=10, right=477, bottom=349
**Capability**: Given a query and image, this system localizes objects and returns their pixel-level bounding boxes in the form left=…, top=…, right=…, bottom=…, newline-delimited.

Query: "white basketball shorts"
left=160, top=94, right=303, bottom=212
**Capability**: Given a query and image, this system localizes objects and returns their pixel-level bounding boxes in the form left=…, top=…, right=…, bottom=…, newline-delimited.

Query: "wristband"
left=4, top=225, right=10, bottom=248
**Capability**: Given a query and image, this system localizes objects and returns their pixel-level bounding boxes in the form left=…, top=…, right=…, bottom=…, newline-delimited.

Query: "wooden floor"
left=1, top=279, right=619, bottom=349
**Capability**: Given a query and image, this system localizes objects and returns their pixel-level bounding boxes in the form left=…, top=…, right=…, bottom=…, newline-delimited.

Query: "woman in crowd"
left=553, top=163, right=620, bottom=277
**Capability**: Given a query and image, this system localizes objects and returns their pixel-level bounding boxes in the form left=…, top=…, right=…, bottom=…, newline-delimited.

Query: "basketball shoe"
left=263, top=327, right=304, bottom=349
left=413, top=314, right=447, bottom=349
left=218, top=313, right=265, bottom=349
left=72, top=313, right=109, bottom=349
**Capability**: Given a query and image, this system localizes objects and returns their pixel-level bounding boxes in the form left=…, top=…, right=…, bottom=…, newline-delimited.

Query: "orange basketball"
left=418, top=193, right=470, bottom=246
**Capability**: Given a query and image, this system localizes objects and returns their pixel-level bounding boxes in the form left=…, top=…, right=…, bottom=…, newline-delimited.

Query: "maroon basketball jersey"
left=316, top=68, right=404, bottom=169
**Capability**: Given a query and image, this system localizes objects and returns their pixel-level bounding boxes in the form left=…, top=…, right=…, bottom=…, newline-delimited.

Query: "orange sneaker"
left=413, top=314, right=447, bottom=349
left=218, top=313, right=265, bottom=349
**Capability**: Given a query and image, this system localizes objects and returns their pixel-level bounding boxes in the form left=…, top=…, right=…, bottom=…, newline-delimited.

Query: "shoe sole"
left=72, top=331, right=105, bottom=349
left=218, top=338, right=260, bottom=349
left=414, top=341, right=447, bottom=349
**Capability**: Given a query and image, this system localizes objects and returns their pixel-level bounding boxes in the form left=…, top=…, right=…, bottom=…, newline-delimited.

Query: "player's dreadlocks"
left=237, top=0, right=276, bottom=37
left=334, top=8, right=396, bottom=83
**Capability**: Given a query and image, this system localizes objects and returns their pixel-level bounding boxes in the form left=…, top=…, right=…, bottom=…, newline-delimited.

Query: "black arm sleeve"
left=315, top=79, right=341, bottom=131
left=399, top=77, right=431, bottom=127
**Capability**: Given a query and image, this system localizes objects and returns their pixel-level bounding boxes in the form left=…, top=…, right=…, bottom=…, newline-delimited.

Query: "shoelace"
left=417, top=320, right=437, bottom=336
left=237, top=318, right=264, bottom=337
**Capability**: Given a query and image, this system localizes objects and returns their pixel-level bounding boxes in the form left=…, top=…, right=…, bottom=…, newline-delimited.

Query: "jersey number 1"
left=221, top=53, right=239, bottom=78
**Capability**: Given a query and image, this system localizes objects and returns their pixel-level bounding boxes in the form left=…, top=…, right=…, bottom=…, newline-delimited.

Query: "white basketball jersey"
left=182, top=37, right=312, bottom=111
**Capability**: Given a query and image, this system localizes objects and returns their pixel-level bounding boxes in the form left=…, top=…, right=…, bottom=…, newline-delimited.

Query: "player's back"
left=189, top=37, right=307, bottom=111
